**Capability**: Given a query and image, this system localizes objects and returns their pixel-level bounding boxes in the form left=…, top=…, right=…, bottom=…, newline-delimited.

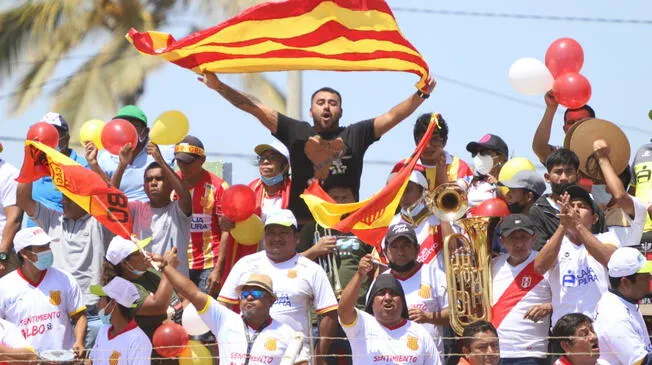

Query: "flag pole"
left=287, top=71, right=303, bottom=119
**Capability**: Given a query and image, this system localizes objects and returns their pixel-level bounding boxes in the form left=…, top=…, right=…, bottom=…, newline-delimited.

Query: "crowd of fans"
left=0, top=71, right=650, bottom=365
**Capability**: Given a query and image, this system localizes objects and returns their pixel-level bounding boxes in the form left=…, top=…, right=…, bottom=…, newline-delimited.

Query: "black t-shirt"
left=273, top=113, right=378, bottom=220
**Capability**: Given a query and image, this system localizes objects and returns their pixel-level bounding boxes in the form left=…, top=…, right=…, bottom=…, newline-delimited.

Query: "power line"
left=393, top=7, right=652, bottom=25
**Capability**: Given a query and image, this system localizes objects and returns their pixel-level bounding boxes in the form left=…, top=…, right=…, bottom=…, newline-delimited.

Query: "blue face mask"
left=401, top=200, right=426, bottom=219
left=261, top=173, right=284, bottom=186
left=591, top=184, right=612, bottom=206
left=98, top=301, right=114, bottom=325
left=29, top=250, right=54, bottom=271
left=126, top=262, right=145, bottom=277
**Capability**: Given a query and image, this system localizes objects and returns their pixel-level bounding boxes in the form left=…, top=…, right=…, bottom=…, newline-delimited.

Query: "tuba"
left=424, top=182, right=468, bottom=222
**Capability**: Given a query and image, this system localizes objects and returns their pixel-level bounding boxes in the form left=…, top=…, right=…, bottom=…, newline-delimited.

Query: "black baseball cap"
left=174, top=135, right=205, bottom=164
left=466, top=134, right=509, bottom=157
left=500, top=214, right=535, bottom=237
left=563, top=184, right=595, bottom=212
left=383, top=222, right=418, bottom=250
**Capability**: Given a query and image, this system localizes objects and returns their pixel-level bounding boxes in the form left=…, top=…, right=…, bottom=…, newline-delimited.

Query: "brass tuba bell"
left=424, top=182, right=469, bottom=222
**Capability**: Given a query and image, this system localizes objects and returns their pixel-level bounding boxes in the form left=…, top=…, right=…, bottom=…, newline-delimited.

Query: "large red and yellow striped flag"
left=301, top=115, right=439, bottom=248
left=17, top=141, right=133, bottom=239
left=126, top=0, right=430, bottom=90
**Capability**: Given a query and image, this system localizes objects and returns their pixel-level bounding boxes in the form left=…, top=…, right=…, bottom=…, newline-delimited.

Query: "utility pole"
left=286, top=71, right=303, bottom=119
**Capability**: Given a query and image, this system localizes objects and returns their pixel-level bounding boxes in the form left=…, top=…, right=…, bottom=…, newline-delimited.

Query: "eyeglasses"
left=240, top=289, right=266, bottom=300
left=257, top=154, right=284, bottom=165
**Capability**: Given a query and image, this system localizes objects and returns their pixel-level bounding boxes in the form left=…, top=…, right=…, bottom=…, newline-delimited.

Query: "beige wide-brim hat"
left=235, top=273, right=277, bottom=300
left=564, top=118, right=630, bottom=180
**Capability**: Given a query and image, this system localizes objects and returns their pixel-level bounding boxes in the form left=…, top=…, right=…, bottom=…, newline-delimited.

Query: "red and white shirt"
left=340, top=309, right=441, bottom=365
left=491, top=251, right=551, bottom=358
left=218, top=252, right=338, bottom=355
left=89, top=320, right=151, bottom=365
left=198, top=297, right=308, bottom=365
left=175, top=169, right=229, bottom=271
left=0, top=267, right=85, bottom=352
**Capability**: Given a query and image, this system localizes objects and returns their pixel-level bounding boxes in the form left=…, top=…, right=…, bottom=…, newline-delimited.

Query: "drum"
left=39, top=349, right=76, bottom=364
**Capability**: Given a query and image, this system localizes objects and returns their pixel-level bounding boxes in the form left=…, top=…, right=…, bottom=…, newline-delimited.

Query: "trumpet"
left=314, top=227, right=343, bottom=299
left=425, top=182, right=469, bottom=222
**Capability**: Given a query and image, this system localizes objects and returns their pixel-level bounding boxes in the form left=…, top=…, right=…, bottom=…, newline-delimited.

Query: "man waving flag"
left=127, top=0, right=430, bottom=90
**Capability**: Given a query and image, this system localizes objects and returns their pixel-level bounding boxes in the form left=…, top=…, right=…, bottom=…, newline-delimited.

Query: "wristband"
left=416, top=90, right=430, bottom=99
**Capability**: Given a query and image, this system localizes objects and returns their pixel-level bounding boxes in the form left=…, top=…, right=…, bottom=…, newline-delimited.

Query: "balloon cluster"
left=152, top=320, right=212, bottom=364
left=78, top=110, right=190, bottom=155
left=509, top=37, right=591, bottom=109
left=222, top=185, right=264, bottom=245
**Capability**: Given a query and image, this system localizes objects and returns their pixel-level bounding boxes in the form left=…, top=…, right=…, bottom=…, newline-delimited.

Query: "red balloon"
left=222, top=185, right=256, bottom=222
left=153, top=322, right=189, bottom=358
left=26, top=122, right=59, bottom=149
left=474, top=198, right=510, bottom=218
left=101, top=118, right=138, bottom=155
left=545, top=37, right=584, bottom=78
left=552, top=73, right=592, bottom=109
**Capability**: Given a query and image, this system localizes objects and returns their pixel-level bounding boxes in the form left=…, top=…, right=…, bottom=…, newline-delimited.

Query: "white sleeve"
left=311, top=264, right=338, bottom=314
left=339, top=308, right=366, bottom=340
left=598, top=230, right=621, bottom=248
left=601, top=320, right=648, bottom=365
left=631, top=196, right=649, bottom=229
left=0, top=165, right=17, bottom=208
left=218, top=260, right=245, bottom=304
left=423, top=330, right=441, bottom=365
left=198, top=297, right=239, bottom=337
left=129, top=334, right=153, bottom=365
left=66, top=273, right=86, bottom=316
left=0, top=319, right=30, bottom=349
left=434, top=269, right=448, bottom=310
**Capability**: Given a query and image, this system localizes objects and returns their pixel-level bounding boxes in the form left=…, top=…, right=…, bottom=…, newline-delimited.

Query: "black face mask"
left=550, top=182, right=572, bottom=196
left=508, top=203, right=525, bottom=213
left=389, top=260, right=418, bottom=273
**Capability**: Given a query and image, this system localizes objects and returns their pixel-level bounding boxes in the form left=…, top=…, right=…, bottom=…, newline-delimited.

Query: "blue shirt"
left=97, top=143, right=175, bottom=202
left=27, top=150, right=88, bottom=228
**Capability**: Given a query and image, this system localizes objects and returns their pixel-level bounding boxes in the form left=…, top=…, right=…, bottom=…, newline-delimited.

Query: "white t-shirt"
left=261, top=196, right=283, bottom=224
left=594, top=290, right=652, bottom=365
left=340, top=309, right=441, bottom=365
left=89, top=321, right=152, bottom=365
left=218, top=252, right=337, bottom=352
left=387, top=214, right=445, bottom=272
left=606, top=196, right=648, bottom=246
left=376, top=264, right=447, bottom=356
left=0, top=317, right=32, bottom=350
left=491, top=251, right=552, bottom=358
left=548, top=232, right=619, bottom=325
left=0, top=268, right=85, bottom=352
left=198, top=297, right=308, bottom=365
left=129, top=200, right=192, bottom=277
left=467, top=180, right=497, bottom=208
left=0, top=160, right=18, bottom=234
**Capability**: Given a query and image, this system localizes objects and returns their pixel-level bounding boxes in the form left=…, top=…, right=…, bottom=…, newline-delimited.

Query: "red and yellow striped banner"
left=127, top=0, right=430, bottom=90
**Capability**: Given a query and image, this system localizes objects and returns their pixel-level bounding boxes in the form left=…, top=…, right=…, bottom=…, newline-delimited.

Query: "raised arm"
left=338, top=254, right=374, bottom=325
left=84, top=142, right=112, bottom=184
left=146, top=143, right=192, bottom=216
left=373, top=78, right=436, bottom=138
left=199, top=72, right=279, bottom=133
left=594, top=139, right=634, bottom=216
left=534, top=193, right=569, bottom=275
left=16, top=182, right=36, bottom=218
left=157, top=248, right=209, bottom=313
left=532, top=91, right=559, bottom=163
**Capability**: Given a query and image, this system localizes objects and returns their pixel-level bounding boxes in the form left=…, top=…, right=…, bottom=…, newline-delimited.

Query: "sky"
left=1, top=1, right=651, bottom=199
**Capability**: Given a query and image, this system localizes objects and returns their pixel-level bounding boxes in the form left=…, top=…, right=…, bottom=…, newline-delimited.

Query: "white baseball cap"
left=105, top=236, right=152, bottom=266
left=39, top=112, right=69, bottom=133
left=387, top=170, right=428, bottom=190
left=608, top=247, right=652, bottom=278
left=254, top=140, right=290, bottom=162
left=13, top=227, right=52, bottom=253
left=89, top=277, right=140, bottom=308
left=264, top=209, right=297, bottom=229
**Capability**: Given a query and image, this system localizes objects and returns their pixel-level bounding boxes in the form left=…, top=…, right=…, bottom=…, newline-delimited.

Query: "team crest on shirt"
left=418, top=284, right=431, bottom=299
left=521, top=276, right=532, bottom=288
left=406, top=335, right=419, bottom=351
left=287, top=269, right=297, bottom=278
left=109, top=351, right=121, bottom=365
left=200, top=184, right=215, bottom=211
left=264, top=337, right=278, bottom=351
left=49, top=290, right=62, bottom=306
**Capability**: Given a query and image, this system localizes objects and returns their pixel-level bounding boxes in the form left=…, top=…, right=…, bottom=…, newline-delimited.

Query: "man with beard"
left=218, top=209, right=338, bottom=365
left=338, top=255, right=440, bottom=365
left=498, top=170, right=546, bottom=215
left=155, top=251, right=309, bottom=365
left=198, top=72, right=435, bottom=226
left=551, top=313, right=605, bottom=365
left=594, top=247, right=652, bottom=364
left=374, top=222, right=448, bottom=360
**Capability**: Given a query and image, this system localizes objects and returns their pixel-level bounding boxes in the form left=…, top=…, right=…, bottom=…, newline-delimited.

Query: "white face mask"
left=473, top=155, right=494, bottom=175
left=401, top=200, right=426, bottom=219
left=591, top=184, right=612, bottom=206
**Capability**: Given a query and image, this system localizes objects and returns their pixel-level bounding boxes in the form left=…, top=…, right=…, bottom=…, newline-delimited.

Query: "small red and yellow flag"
left=126, top=0, right=430, bottom=90
left=17, top=141, right=133, bottom=239
left=301, top=115, right=439, bottom=249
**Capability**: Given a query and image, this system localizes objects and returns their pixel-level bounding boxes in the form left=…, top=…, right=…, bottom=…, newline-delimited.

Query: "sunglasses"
left=240, top=289, right=266, bottom=300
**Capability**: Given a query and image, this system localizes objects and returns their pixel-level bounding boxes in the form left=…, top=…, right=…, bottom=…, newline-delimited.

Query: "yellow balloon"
left=231, top=215, right=264, bottom=245
left=498, top=157, right=536, bottom=182
left=178, top=340, right=213, bottom=365
left=150, top=110, right=189, bottom=145
left=79, top=119, right=105, bottom=149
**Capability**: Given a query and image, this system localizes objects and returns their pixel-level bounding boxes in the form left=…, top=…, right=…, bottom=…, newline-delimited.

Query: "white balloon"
left=182, top=303, right=210, bottom=336
left=508, top=57, right=554, bottom=95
